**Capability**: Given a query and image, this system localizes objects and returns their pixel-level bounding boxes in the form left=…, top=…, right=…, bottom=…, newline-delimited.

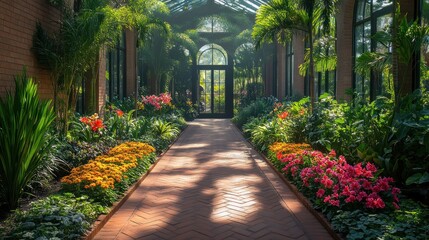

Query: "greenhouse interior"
left=0, top=0, right=429, bottom=239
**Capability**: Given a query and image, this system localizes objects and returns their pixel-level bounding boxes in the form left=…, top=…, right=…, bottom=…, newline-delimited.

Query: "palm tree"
left=32, top=0, right=168, bottom=134
left=252, top=0, right=338, bottom=110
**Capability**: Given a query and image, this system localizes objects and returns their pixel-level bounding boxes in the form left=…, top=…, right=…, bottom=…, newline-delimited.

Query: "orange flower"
left=61, top=142, right=155, bottom=190
left=278, top=111, right=289, bottom=120
left=116, top=109, right=124, bottom=117
left=269, top=142, right=312, bottom=155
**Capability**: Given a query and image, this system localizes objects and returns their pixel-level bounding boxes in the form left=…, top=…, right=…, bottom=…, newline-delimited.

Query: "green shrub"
left=151, top=119, right=180, bottom=141
left=305, top=94, right=393, bottom=163
left=2, top=193, right=107, bottom=239
left=331, top=199, right=429, bottom=240
left=243, top=117, right=287, bottom=152
left=60, top=139, right=117, bottom=169
left=232, top=96, right=277, bottom=128
left=0, top=70, right=56, bottom=210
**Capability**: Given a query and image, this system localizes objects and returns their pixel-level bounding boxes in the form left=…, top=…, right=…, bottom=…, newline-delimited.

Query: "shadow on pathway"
left=93, top=119, right=333, bottom=240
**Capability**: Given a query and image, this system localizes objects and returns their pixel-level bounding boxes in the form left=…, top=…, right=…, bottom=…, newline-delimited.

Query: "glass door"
left=198, top=69, right=226, bottom=115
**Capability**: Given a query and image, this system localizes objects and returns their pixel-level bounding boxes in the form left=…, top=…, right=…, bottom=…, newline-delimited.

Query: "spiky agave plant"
left=0, top=69, right=55, bottom=210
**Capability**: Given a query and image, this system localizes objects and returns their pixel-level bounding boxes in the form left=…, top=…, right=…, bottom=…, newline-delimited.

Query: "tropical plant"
left=244, top=117, right=288, bottom=152
left=150, top=119, right=180, bottom=141
left=33, top=0, right=169, bottom=134
left=0, top=70, right=56, bottom=210
left=252, top=0, right=339, bottom=110
left=355, top=5, right=429, bottom=109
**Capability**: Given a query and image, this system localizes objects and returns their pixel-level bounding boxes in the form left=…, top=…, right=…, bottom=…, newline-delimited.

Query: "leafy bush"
left=280, top=98, right=310, bottom=143
left=2, top=193, right=107, bottom=239
left=104, top=109, right=136, bottom=140
left=0, top=70, right=56, bottom=210
left=304, top=94, right=393, bottom=163
left=232, top=96, right=277, bottom=128
left=238, top=82, right=265, bottom=107
left=331, top=199, right=429, bottom=240
left=244, top=117, right=287, bottom=152
left=150, top=119, right=180, bottom=141
left=382, top=90, right=429, bottom=184
left=60, top=138, right=117, bottom=169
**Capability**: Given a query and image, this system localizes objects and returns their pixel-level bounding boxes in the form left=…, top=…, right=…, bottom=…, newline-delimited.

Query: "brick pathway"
left=93, top=119, right=333, bottom=240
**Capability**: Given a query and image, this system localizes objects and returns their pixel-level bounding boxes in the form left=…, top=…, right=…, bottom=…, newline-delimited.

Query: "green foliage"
left=244, top=117, right=287, bottom=152
left=238, top=82, right=265, bottom=107
left=33, top=0, right=169, bottom=134
left=382, top=90, right=429, bottom=183
left=232, top=96, right=278, bottom=128
left=0, top=70, right=56, bottom=210
left=253, top=0, right=339, bottom=109
left=331, top=199, right=429, bottom=240
left=282, top=97, right=310, bottom=143
left=305, top=93, right=393, bottom=163
left=151, top=119, right=180, bottom=141
left=2, top=193, right=107, bottom=239
left=60, top=139, right=117, bottom=169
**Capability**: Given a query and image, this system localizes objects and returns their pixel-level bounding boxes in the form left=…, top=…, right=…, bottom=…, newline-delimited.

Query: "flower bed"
left=267, top=142, right=429, bottom=239
left=1, top=141, right=156, bottom=239
left=61, top=142, right=156, bottom=205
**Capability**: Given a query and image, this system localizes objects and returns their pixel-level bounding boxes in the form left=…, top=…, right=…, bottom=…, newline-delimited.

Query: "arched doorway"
left=196, top=43, right=233, bottom=117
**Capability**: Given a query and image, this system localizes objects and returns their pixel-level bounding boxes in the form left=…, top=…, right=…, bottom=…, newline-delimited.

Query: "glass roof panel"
left=162, top=0, right=268, bottom=14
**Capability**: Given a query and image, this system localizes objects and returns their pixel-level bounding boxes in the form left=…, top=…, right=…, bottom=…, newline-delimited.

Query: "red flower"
left=116, top=109, right=124, bottom=117
left=90, top=119, right=104, bottom=132
left=80, top=117, right=90, bottom=124
left=277, top=111, right=289, bottom=119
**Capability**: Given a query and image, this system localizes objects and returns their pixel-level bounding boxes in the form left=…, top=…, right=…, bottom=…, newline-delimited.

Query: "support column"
left=292, top=35, right=305, bottom=98
left=335, top=0, right=355, bottom=101
left=277, top=43, right=286, bottom=101
left=125, top=29, right=137, bottom=97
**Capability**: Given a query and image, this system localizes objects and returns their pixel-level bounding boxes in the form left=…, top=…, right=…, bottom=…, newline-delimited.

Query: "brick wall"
left=0, top=0, right=60, bottom=99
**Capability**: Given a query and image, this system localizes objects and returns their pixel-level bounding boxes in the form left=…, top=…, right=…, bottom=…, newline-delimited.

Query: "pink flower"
left=316, top=189, right=325, bottom=198
left=320, top=175, right=334, bottom=189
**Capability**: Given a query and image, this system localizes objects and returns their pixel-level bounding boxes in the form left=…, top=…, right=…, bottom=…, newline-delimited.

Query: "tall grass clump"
left=0, top=69, right=55, bottom=210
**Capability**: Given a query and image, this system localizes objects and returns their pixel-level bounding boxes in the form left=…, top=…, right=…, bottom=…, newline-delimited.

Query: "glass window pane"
left=198, top=44, right=227, bottom=65
left=373, top=0, right=392, bottom=12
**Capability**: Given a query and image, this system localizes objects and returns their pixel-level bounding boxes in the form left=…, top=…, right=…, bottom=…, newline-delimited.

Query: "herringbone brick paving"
left=93, top=119, right=333, bottom=240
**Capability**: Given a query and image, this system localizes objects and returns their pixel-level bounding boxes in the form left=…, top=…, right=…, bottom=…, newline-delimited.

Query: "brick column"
left=277, top=43, right=286, bottom=100
left=125, top=29, right=137, bottom=97
left=335, top=0, right=355, bottom=101
left=292, top=35, right=305, bottom=98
